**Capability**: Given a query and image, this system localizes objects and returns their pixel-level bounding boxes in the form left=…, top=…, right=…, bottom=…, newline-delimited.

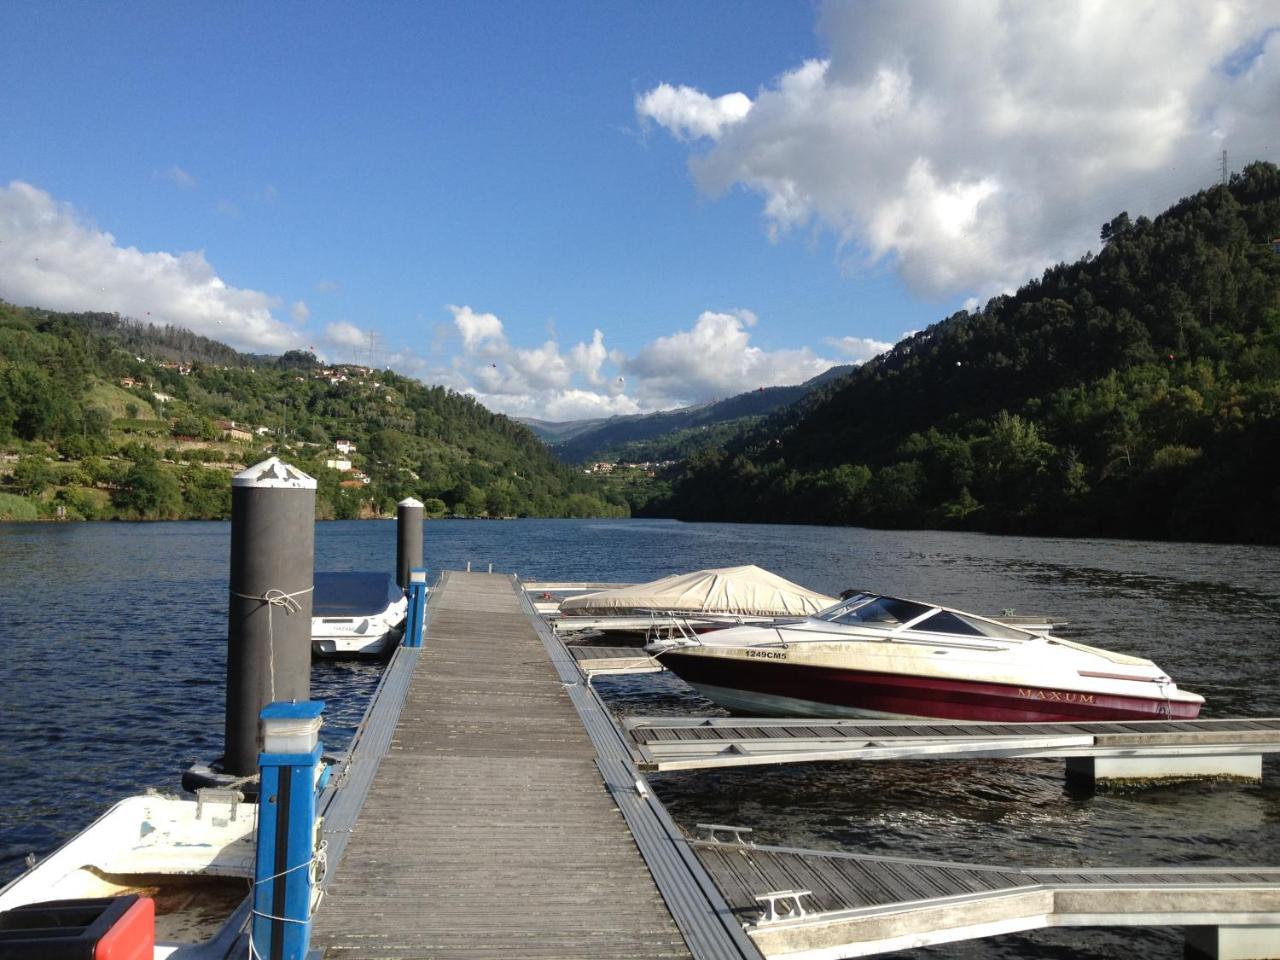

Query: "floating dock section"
left=304, top=573, right=1280, bottom=960
left=623, top=716, right=1280, bottom=783
left=311, top=572, right=749, bottom=959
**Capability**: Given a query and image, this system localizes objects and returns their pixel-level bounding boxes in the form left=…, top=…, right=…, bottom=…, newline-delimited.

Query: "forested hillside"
left=0, top=305, right=627, bottom=521
left=652, top=162, right=1280, bottom=544
left=537, top=365, right=857, bottom=465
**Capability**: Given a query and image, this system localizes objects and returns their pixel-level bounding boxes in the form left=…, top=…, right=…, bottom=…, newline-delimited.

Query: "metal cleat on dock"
left=697, top=823, right=754, bottom=844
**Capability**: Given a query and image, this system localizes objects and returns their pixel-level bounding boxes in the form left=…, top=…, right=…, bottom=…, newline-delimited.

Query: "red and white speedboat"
left=644, top=592, right=1203, bottom=722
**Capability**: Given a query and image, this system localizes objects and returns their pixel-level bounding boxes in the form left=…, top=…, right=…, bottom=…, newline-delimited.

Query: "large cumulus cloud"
left=0, top=180, right=302, bottom=351
left=638, top=1, right=1280, bottom=298
left=443, top=305, right=843, bottom=420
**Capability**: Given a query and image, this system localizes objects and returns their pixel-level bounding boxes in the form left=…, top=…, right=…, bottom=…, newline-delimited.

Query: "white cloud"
left=290, top=300, right=310, bottom=323
left=324, top=321, right=366, bottom=349
left=568, top=329, right=609, bottom=385
left=824, top=335, right=892, bottom=363
left=626, top=309, right=836, bottom=407
left=164, top=165, right=197, bottom=189
left=0, top=180, right=302, bottom=351
left=636, top=83, right=753, bottom=141
left=316, top=279, right=340, bottom=294
left=639, top=2, right=1280, bottom=298
left=450, top=304, right=508, bottom=354
left=433, top=304, right=843, bottom=420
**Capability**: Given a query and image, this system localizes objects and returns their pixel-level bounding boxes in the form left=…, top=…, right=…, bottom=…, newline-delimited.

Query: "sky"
left=1, top=2, right=1277, bottom=421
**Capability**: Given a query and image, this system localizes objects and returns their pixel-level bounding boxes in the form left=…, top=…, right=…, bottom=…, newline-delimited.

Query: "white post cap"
left=232, top=457, right=317, bottom=490
left=398, top=497, right=424, bottom=508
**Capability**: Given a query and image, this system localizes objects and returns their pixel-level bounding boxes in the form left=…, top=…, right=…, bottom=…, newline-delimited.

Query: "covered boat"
left=645, top=591, right=1203, bottom=723
left=311, top=572, right=407, bottom=658
left=557, top=565, right=836, bottom=624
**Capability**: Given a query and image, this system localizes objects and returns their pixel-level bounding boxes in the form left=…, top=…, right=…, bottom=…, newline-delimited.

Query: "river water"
left=1, top=518, right=1278, bottom=958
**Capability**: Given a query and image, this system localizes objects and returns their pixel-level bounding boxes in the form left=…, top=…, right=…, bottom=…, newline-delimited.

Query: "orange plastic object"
left=93, top=896, right=154, bottom=960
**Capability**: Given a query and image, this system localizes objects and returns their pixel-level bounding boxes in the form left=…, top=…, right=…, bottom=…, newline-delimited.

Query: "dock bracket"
left=754, top=889, right=812, bottom=925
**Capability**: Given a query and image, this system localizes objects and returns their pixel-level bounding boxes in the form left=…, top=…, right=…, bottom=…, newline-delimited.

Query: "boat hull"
left=658, top=651, right=1202, bottom=723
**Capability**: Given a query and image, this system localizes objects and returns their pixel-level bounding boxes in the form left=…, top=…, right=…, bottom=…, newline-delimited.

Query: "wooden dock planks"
left=312, top=572, right=691, bottom=959
left=692, top=841, right=1280, bottom=958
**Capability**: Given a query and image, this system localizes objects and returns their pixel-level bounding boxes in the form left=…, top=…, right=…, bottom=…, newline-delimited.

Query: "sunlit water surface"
left=1, top=518, right=1278, bottom=958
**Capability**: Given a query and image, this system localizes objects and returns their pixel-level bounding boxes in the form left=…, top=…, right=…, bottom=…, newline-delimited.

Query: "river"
left=1, top=518, right=1278, bottom=958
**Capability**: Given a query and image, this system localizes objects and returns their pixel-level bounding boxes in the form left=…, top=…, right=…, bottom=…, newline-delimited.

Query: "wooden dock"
left=693, top=837, right=1280, bottom=959
left=300, top=574, right=1280, bottom=960
left=311, top=572, right=734, bottom=960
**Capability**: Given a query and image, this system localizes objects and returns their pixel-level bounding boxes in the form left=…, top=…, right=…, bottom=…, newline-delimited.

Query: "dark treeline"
left=649, top=162, right=1280, bottom=544
left=0, top=304, right=628, bottom=520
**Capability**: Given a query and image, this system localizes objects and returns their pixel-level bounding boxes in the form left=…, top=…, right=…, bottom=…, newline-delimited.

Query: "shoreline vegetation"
left=3, top=166, right=1277, bottom=544
left=0, top=304, right=628, bottom=523
left=637, top=164, right=1280, bottom=546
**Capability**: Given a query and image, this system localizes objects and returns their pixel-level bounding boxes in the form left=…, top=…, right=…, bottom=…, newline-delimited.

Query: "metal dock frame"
left=623, top=716, right=1280, bottom=781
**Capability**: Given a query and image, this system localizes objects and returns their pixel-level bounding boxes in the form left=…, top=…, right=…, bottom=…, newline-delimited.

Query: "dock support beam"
left=224, top=458, right=316, bottom=777
left=1186, top=925, right=1280, bottom=959
left=396, top=497, right=423, bottom=590
left=253, top=700, right=324, bottom=960
left=404, top=568, right=427, bottom=647
left=1066, top=754, right=1263, bottom=788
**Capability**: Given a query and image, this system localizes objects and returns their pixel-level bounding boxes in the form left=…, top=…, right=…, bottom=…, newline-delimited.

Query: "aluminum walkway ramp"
left=626, top=716, right=1280, bottom=773
left=311, top=572, right=696, bottom=959
left=692, top=839, right=1280, bottom=959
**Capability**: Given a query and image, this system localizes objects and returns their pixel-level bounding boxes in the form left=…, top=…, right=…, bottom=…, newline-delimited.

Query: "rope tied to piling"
left=231, top=585, right=314, bottom=701
left=246, top=839, right=328, bottom=959
left=232, top=585, right=313, bottom=614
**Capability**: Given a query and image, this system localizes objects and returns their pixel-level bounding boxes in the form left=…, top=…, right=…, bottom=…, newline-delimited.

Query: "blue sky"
left=2, top=2, right=1277, bottom=419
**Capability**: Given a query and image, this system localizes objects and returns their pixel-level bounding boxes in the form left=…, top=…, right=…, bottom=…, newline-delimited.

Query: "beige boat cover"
left=558, top=565, right=837, bottom=618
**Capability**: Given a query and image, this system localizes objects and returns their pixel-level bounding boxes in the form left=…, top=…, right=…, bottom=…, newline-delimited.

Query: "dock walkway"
left=311, top=572, right=693, bottom=959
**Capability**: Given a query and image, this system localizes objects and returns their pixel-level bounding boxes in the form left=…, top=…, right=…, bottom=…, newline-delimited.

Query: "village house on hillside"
left=335, top=439, right=357, bottom=455
left=213, top=419, right=253, bottom=443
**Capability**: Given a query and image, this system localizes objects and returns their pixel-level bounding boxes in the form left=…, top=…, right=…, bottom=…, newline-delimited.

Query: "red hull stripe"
left=660, top=652, right=1201, bottom=723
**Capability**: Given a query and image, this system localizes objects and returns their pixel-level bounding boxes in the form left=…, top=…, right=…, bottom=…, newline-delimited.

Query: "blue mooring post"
left=253, top=700, right=324, bottom=960
left=404, top=567, right=427, bottom=647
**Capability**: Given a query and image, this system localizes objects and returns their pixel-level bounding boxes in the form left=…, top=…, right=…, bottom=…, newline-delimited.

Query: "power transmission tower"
left=1221, top=149, right=1229, bottom=186
left=366, top=330, right=380, bottom=370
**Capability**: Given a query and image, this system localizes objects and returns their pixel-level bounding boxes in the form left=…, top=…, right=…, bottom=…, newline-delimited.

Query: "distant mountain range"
left=520, top=363, right=857, bottom=463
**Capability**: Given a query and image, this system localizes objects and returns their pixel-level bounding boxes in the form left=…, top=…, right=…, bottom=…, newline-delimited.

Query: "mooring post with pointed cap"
left=224, top=457, right=317, bottom=777
left=396, top=496, right=423, bottom=590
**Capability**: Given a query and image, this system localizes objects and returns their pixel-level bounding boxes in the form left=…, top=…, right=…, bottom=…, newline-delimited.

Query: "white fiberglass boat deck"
left=646, top=592, right=1202, bottom=723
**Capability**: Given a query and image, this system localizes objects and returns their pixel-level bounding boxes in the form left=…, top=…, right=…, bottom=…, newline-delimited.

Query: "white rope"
left=231, top=586, right=313, bottom=701
left=245, top=839, right=328, bottom=959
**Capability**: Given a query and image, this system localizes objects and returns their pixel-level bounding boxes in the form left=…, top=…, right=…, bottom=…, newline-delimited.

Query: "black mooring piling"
left=223, top=457, right=317, bottom=776
left=396, top=497, right=423, bottom=589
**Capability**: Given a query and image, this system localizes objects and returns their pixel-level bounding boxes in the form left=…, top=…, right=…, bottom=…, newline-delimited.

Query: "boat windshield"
left=816, top=595, right=932, bottom=630
left=912, top=610, right=1032, bottom=640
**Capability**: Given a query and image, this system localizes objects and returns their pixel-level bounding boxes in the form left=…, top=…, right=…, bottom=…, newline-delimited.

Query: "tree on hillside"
left=113, top=460, right=183, bottom=519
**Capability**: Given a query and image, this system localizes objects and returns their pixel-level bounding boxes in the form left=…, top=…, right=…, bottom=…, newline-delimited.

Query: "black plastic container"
left=0, top=895, right=140, bottom=959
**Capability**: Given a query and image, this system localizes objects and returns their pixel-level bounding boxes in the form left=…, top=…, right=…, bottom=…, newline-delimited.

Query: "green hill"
left=533, top=366, right=858, bottom=465
left=0, top=305, right=628, bottom=521
left=651, top=162, right=1280, bottom=544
